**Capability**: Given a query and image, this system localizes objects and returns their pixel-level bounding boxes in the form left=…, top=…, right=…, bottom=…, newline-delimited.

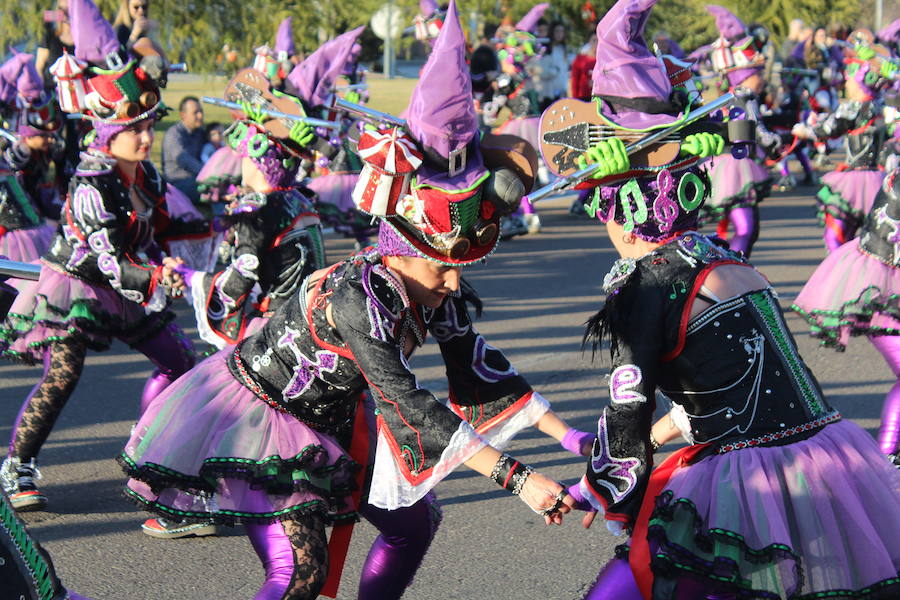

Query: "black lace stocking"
left=13, top=340, right=87, bottom=461
left=280, top=513, right=329, bottom=600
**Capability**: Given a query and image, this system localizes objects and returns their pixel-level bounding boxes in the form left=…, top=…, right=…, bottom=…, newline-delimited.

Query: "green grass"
left=152, top=74, right=418, bottom=164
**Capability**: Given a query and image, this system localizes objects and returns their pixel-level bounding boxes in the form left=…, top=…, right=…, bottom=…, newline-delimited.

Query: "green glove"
left=240, top=101, right=267, bottom=124
left=345, top=90, right=361, bottom=104
left=682, top=132, right=725, bottom=158
left=576, top=137, right=629, bottom=179
left=881, top=59, right=898, bottom=80
left=289, top=121, right=316, bottom=148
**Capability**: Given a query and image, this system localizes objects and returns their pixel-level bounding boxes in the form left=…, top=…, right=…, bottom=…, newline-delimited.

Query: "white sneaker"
left=523, top=213, right=541, bottom=234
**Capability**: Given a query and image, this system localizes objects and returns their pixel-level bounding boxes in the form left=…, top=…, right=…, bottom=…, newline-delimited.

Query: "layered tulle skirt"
left=496, top=115, right=540, bottom=149
left=0, top=223, right=55, bottom=263
left=119, top=350, right=358, bottom=525
left=308, top=172, right=378, bottom=241
left=0, top=263, right=172, bottom=363
left=643, top=420, right=900, bottom=599
left=791, top=238, right=900, bottom=348
left=701, top=154, right=773, bottom=223
left=816, top=169, right=885, bottom=227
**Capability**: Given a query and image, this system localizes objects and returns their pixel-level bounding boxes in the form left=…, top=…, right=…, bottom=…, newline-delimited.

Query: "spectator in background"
left=541, top=21, right=571, bottom=110
left=570, top=33, right=597, bottom=101
left=200, top=122, right=224, bottom=163
left=162, top=96, right=205, bottom=203
left=780, top=18, right=806, bottom=64
left=113, top=0, right=159, bottom=51
left=35, top=0, right=74, bottom=84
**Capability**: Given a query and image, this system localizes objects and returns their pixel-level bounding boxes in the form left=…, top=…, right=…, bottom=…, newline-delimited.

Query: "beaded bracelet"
left=649, top=433, right=661, bottom=453
left=489, top=453, right=533, bottom=495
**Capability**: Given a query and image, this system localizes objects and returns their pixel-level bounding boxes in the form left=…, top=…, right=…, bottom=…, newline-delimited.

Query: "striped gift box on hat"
left=352, top=128, right=423, bottom=216
left=49, top=52, right=88, bottom=114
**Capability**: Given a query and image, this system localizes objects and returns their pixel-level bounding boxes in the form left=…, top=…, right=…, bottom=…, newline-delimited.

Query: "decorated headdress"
left=586, top=0, right=714, bottom=241
left=495, top=3, right=549, bottom=72
left=354, top=0, right=536, bottom=264
left=705, top=5, right=765, bottom=87
left=51, top=0, right=163, bottom=126
left=5, top=54, right=61, bottom=137
left=842, top=29, right=896, bottom=97
left=591, top=0, right=686, bottom=130
left=285, top=26, right=366, bottom=109
left=414, top=0, right=445, bottom=41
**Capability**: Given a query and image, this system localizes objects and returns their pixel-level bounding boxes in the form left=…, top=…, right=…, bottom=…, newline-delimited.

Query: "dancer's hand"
left=519, top=472, right=570, bottom=525
left=682, top=132, right=724, bottom=158
left=289, top=121, right=316, bottom=148
left=577, top=137, right=629, bottom=179
left=239, top=101, right=267, bottom=124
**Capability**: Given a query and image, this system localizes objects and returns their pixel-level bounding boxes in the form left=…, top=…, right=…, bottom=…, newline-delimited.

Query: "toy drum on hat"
left=49, top=52, right=88, bottom=114
left=352, top=128, right=423, bottom=216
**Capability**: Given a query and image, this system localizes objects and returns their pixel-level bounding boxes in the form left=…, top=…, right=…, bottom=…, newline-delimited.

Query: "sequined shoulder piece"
left=360, top=261, right=409, bottom=323
left=74, top=151, right=116, bottom=177
left=671, top=231, right=744, bottom=268
left=229, top=191, right=269, bottom=215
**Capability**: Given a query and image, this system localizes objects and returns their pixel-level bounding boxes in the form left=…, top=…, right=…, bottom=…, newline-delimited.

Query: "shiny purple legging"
left=582, top=557, right=736, bottom=600
left=134, top=321, right=196, bottom=414
left=725, top=206, right=759, bottom=257
left=870, top=335, right=900, bottom=454
left=244, top=493, right=440, bottom=600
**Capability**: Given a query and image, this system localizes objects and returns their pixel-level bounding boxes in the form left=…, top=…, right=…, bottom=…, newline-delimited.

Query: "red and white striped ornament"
left=49, top=52, right=88, bottom=114
left=352, top=128, right=423, bottom=217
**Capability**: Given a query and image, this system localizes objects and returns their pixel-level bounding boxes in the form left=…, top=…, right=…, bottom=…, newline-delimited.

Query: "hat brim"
left=381, top=216, right=498, bottom=266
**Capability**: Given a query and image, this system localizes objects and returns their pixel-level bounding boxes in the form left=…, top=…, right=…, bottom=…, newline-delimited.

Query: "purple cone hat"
left=69, top=0, right=120, bottom=66
left=0, top=53, right=31, bottom=106
left=405, top=0, right=486, bottom=190
left=878, top=18, right=900, bottom=46
left=516, top=3, right=550, bottom=33
left=591, top=0, right=682, bottom=130
left=419, top=0, right=440, bottom=19
left=16, top=58, right=45, bottom=105
left=285, top=26, right=365, bottom=108
left=705, top=4, right=745, bottom=41
left=275, top=17, right=296, bottom=58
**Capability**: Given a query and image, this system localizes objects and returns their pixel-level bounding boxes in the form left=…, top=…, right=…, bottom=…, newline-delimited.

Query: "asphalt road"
left=0, top=184, right=890, bottom=600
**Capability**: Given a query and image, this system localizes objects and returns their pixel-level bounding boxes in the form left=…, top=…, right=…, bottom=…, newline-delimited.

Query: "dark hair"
left=205, top=121, right=223, bottom=134
left=549, top=20, right=567, bottom=50
left=483, top=23, right=499, bottom=40
left=179, top=96, right=200, bottom=112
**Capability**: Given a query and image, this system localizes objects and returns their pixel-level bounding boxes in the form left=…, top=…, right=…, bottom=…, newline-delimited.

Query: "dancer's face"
left=384, top=255, right=462, bottom=308
left=109, top=119, right=154, bottom=163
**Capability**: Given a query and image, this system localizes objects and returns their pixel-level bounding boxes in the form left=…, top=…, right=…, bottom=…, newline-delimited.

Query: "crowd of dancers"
left=1, top=0, right=900, bottom=598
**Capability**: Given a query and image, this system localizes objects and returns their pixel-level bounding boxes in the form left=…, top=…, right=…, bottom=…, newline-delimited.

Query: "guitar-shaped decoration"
left=539, top=98, right=684, bottom=177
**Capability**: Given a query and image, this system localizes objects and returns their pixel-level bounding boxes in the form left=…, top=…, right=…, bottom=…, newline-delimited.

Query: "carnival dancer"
left=490, top=3, right=551, bottom=237
left=120, top=5, right=593, bottom=598
left=0, top=54, right=64, bottom=263
left=284, top=28, right=379, bottom=250
left=174, top=111, right=326, bottom=351
left=792, top=168, right=900, bottom=463
left=699, top=5, right=780, bottom=257
left=559, top=2, right=900, bottom=598
left=794, top=31, right=895, bottom=251
left=0, top=0, right=205, bottom=512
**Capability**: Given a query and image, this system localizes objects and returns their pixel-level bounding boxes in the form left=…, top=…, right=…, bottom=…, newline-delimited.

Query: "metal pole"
left=875, top=0, right=883, bottom=33
left=0, top=259, right=41, bottom=281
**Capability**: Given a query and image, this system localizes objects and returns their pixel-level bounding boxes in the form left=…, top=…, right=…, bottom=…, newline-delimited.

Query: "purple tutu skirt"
left=702, top=154, right=773, bottom=222
left=496, top=115, right=540, bottom=149
left=119, top=350, right=358, bottom=525
left=791, top=239, right=900, bottom=348
left=816, top=169, right=885, bottom=226
left=0, top=223, right=55, bottom=263
left=648, top=420, right=900, bottom=598
left=1, top=263, right=172, bottom=363
left=309, top=173, right=378, bottom=241
left=196, top=146, right=242, bottom=203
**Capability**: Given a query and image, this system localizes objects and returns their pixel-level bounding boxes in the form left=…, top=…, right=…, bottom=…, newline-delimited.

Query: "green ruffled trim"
left=197, top=174, right=241, bottom=194
left=700, top=178, right=773, bottom=225
left=791, top=289, right=900, bottom=350
left=1, top=297, right=173, bottom=364
left=815, top=183, right=861, bottom=226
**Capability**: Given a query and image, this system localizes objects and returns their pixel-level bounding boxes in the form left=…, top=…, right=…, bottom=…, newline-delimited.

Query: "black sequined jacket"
left=0, top=162, right=46, bottom=233
left=188, top=189, right=325, bottom=348
left=812, top=100, right=885, bottom=170
left=0, top=147, right=63, bottom=232
left=859, top=169, right=900, bottom=267
left=581, top=232, right=839, bottom=525
left=44, top=152, right=209, bottom=307
left=733, top=87, right=781, bottom=158
left=227, top=249, right=548, bottom=508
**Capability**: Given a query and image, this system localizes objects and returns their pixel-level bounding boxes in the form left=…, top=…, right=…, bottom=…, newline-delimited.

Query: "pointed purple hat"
left=516, top=3, right=550, bottom=33
left=0, top=53, right=31, bottom=105
left=706, top=4, right=745, bottom=41
left=69, top=0, right=120, bottom=66
left=275, top=17, right=296, bottom=57
left=878, top=18, right=900, bottom=46
left=591, top=0, right=681, bottom=130
left=16, top=58, right=45, bottom=105
left=405, top=0, right=485, bottom=190
left=419, top=0, right=440, bottom=19
left=285, top=26, right=365, bottom=108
